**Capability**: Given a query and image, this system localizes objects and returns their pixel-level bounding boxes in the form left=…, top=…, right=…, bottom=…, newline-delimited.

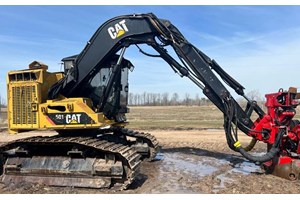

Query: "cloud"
left=206, top=27, right=300, bottom=96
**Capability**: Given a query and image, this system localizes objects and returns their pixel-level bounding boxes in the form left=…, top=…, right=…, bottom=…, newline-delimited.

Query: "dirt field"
left=1, top=128, right=300, bottom=194
left=1, top=106, right=300, bottom=194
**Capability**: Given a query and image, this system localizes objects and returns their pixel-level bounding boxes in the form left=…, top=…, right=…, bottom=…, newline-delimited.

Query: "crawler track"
left=0, top=135, right=141, bottom=190
left=111, top=127, right=160, bottom=161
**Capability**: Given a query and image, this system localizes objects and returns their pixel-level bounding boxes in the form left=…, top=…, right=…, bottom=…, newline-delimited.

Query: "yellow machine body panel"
left=38, top=98, right=117, bottom=130
left=6, top=61, right=118, bottom=134
left=7, top=61, right=63, bottom=133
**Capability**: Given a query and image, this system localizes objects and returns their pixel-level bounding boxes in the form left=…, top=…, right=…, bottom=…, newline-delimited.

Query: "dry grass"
left=126, top=105, right=300, bottom=130
left=126, top=105, right=224, bottom=130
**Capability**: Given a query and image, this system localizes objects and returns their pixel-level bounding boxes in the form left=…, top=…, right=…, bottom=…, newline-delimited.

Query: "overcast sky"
left=1, top=5, right=300, bottom=102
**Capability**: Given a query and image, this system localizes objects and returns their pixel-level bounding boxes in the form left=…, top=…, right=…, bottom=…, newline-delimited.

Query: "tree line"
left=128, top=90, right=265, bottom=107
left=0, top=89, right=264, bottom=107
left=128, top=92, right=212, bottom=106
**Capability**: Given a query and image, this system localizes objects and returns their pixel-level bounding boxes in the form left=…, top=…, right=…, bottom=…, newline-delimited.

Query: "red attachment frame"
left=249, top=88, right=300, bottom=174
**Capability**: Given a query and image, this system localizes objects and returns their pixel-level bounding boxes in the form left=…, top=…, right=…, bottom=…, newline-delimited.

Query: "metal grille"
left=11, top=85, right=37, bottom=125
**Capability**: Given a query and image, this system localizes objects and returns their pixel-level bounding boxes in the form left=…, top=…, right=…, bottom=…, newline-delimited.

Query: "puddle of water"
left=154, top=151, right=263, bottom=193
left=206, top=129, right=222, bottom=132
left=212, top=154, right=263, bottom=193
left=155, top=152, right=219, bottom=193
left=154, top=152, right=164, bottom=161
left=229, top=152, right=264, bottom=175
left=231, top=161, right=262, bottom=175
left=162, top=153, right=218, bottom=176
left=202, top=157, right=229, bottom=166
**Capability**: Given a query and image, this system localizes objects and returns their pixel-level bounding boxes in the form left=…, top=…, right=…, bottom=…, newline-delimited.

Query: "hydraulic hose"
left=243, top=138, right=257, bottom=152
left=222, top=97, right=281, bottom=163
left=234, top=129, right=284, bottom=163
left=237, top=146, right=279, bottom=163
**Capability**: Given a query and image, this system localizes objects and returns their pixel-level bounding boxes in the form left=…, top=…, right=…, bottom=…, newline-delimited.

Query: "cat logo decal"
left=108, top=20, right=128, bottom=39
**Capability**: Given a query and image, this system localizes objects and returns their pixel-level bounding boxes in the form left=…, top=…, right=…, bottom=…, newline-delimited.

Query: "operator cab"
left=61, top=55, right=132, bottom=122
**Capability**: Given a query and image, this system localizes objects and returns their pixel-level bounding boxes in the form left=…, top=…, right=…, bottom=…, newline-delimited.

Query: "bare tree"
left=237, top=89, right=264, bottom=108
left=246, top=89, right=264, bottom=107
left=247, top=89, right=263, bottom=102
left=194, top=94, right=201, bottom=106
left=138, top=94, right=141, bottom=105
left=152, top=93, right=158, bottom=106
left=171, top=92, right=179, bottom=106
left=128, top=93, right=134, bottom=105
left=183, top=93, right=191, bottom=106
left=157, top=93, right=161, bottom=106
left=162, top=92, right=169, bottom=106
left=133, top=94, right=138, bottom=106
left=141, top=92, right=146, bottom=105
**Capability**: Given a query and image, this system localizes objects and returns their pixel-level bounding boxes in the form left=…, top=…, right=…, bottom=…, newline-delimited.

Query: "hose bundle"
left=223, top=97, right=282, bottom=163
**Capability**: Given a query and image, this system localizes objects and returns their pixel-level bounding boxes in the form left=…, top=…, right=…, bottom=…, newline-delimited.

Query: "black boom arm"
left=48, top=13, right=265, bottom=149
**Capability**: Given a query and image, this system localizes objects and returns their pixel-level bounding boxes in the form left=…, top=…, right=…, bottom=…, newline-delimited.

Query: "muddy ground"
left=0, top=128, right=300, bottom=194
